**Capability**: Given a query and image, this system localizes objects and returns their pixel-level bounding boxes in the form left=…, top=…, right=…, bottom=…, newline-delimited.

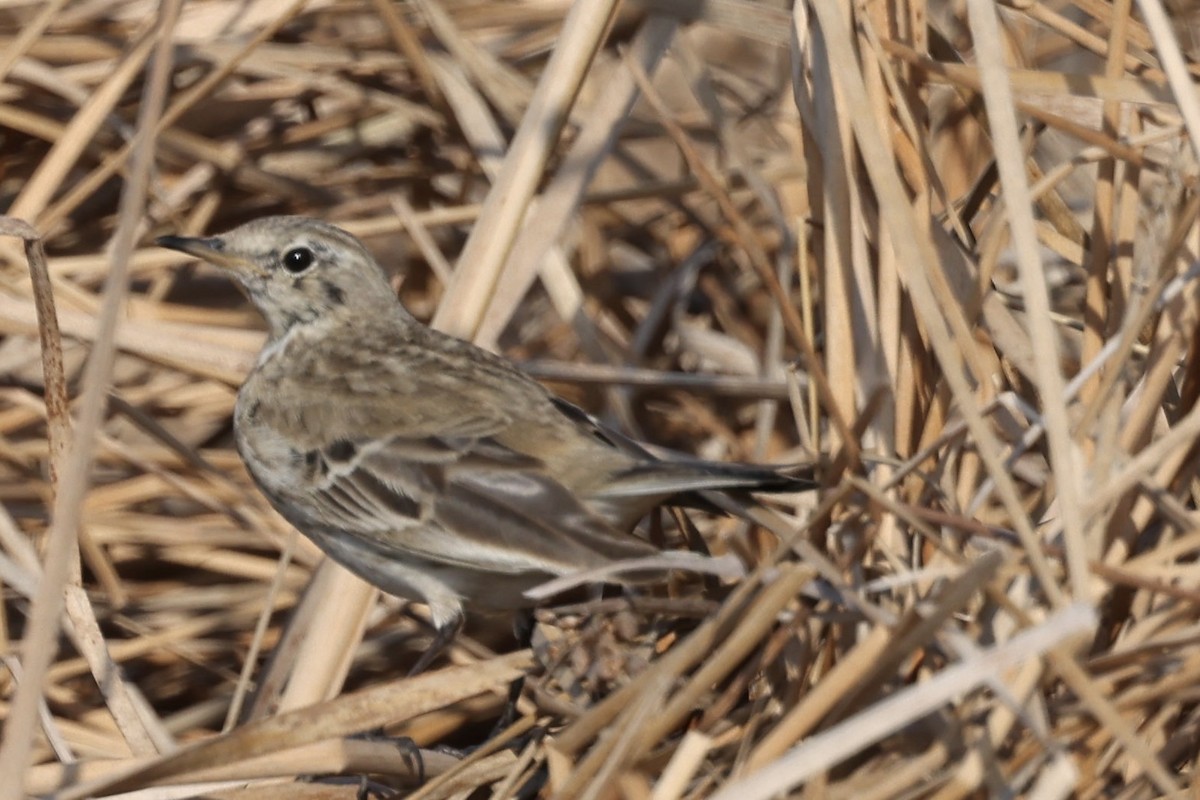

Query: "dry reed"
left=1, top=1, right=1198, bottom=797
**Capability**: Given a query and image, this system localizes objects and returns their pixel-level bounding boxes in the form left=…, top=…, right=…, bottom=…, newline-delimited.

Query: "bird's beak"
left=155, top=234, right=254, bottom=273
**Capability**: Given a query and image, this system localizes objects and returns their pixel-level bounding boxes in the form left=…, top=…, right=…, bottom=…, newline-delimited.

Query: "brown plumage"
left=157, top=216, right=812, bottom=671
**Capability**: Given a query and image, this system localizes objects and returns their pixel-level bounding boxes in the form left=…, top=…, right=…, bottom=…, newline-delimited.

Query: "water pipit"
left=157, top=216, right=812, bottom=672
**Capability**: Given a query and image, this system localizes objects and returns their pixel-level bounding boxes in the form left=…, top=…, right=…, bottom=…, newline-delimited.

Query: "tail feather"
left=594, top=460, right=815, bottom=500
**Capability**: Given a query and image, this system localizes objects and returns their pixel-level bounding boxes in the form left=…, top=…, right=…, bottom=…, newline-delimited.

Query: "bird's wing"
left=296, top=433, right=659, bottom=577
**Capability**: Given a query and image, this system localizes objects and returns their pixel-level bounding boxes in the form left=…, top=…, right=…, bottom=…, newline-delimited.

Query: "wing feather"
left=296, top=434, right=657, bottom=578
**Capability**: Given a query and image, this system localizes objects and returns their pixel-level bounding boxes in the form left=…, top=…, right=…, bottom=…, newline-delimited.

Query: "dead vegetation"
left=1, top=0, right=1199, bottom=797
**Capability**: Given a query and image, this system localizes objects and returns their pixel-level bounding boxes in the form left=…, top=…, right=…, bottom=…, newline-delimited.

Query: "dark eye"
left=282, top=247, right=315, bottom=273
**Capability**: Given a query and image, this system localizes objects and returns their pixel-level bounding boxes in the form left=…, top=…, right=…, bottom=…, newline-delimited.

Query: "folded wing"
left=299, top=434, right=660, bottom=579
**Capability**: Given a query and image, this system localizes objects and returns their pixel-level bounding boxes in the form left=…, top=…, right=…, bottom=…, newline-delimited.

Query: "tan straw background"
left=2, top=1, right=1199, bottom=797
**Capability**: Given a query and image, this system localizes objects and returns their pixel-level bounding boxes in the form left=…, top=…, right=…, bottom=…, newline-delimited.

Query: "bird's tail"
left=584, top=458, right=814, bottom=530
left=595, top=459, right=815, bottom=500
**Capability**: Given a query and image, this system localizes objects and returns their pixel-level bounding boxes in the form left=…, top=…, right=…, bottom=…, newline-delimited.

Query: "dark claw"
left=355, top=775, right=396, bottom=800
left=351, top=731, right=427, bottom=787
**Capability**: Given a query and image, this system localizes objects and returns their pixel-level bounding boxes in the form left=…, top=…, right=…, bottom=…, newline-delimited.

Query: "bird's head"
left=157, top=216, right=400, bottom=338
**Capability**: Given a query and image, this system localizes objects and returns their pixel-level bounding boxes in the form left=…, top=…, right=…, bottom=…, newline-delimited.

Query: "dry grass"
left=2, top=0, right=1199, bottom=797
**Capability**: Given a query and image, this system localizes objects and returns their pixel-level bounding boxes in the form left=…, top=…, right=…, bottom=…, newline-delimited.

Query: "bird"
left=157, top=216, right=812, bottom=673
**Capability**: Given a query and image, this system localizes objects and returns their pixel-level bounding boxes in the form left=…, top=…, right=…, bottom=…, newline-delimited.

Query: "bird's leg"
left=485, top=609, right=535, bottom=736
left=407, top=611, right=464, bottom=676
left=491, top=670, right=528, bottom=735
left=513, top=608, right=536, bottom=650
left=345, top=614, right=466, bottom=788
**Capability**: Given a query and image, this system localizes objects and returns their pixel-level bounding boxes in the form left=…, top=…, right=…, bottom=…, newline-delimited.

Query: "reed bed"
left=1, top=0, right=1197, bottom=797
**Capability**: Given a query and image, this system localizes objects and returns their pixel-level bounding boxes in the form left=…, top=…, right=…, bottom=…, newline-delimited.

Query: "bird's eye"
left=282, top=247, right=315, bottom=273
